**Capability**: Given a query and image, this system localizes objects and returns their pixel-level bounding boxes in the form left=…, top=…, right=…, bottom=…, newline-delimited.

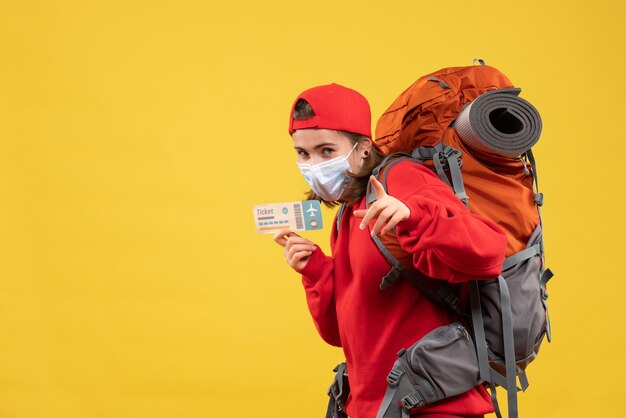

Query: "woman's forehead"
left=292, top=129, right=350, bottom=148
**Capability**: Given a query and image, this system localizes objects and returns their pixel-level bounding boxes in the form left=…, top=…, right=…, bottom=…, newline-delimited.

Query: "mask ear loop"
left=348, top=142, right=358, bottom=156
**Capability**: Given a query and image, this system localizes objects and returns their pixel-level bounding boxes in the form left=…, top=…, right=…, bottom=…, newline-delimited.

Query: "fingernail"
left=359, top=223, right=365, bottom=230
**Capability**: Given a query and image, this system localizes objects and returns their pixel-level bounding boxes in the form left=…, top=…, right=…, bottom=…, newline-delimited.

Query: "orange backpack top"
left=375, top=63, right=539, bottom=256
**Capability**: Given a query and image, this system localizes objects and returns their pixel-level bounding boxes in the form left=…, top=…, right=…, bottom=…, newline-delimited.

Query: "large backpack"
left=327, top=61, right=554, bottom=418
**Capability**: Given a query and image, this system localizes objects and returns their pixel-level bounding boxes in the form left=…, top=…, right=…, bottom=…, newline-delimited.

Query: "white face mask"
left=297, top=144, right=357, bottom=202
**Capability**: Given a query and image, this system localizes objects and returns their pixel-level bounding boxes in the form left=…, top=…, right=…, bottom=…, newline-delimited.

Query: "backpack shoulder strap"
left=367, top=154, right=464, bottom=316
left=411, top=143, right=469, bottom=208
left=335, top=203, right=347, bottom=234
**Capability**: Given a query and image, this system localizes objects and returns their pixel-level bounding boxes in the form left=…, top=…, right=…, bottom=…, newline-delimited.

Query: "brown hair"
left=293, top=99, right=386, bottom=208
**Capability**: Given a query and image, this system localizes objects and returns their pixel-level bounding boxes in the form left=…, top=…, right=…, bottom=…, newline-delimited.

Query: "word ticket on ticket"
left=253, top=200, right=323, bottom=234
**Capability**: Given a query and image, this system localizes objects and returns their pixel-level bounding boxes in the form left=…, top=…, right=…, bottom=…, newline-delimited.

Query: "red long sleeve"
left=300, top=248, right=342, bottom=347
left=387, top=160, right=507, bottom=283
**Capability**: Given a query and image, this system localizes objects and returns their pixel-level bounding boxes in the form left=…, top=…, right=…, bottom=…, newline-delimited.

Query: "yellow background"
left=0, top=1, right=624, bottom=417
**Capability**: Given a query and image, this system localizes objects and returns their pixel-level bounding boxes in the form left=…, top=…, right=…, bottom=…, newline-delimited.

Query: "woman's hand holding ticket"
left=273, top=228, right=317, bottom=272
left=353, top=176, right=411, bottom=236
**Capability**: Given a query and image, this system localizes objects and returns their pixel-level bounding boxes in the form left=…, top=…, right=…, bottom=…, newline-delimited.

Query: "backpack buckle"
left=444, top=292, right=462, bottom=312
left=386, top=367, right=404, bottom=385
left=435, top=149, right=452, bottom=169
left=401, top=392, right=426, bottom=409
left=435, top=146, right=463, bottom=170
left=535, top=192, right=544, bottom=206
left=327, top=363, right=349, bottom=412
left=379, top=265, right=404, bottom=290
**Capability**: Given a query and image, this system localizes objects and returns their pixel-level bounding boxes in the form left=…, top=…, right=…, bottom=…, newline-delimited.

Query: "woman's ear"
left=359, top=138, right=373, bottom=158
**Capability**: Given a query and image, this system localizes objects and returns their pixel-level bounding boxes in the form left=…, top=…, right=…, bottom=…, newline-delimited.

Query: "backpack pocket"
left=479, top=240, right=547, bottom=373
left=407, top=321, right=480, bottom=400
left=376, top=322, right=481, bottom=418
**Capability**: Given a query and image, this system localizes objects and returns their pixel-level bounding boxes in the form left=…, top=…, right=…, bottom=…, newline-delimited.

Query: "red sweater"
left=300, top=160, right=508, bottom=418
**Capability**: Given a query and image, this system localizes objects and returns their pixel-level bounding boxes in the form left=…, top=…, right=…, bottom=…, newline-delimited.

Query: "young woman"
left=273, top=83, right=507, bottom=418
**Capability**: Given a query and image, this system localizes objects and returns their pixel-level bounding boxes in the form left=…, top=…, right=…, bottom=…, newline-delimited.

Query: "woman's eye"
left=297, top=150, right=310, bottom=158
left=321, top=148, right=335, bottom=155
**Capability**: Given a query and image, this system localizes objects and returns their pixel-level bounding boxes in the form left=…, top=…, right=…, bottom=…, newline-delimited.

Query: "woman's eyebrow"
left=313, top=143, right=336, bottom=150
left=294, top=142, right=336, bottom=151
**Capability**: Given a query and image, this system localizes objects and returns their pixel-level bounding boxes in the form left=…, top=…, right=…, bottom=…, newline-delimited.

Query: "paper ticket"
left=253, top=200, right=323, bottom=234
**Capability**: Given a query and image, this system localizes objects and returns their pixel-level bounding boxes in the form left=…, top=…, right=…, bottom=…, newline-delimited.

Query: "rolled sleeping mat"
left=451, top=88, right=542, bottom=158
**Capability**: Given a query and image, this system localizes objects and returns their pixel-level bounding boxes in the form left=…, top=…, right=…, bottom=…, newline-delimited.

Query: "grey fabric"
left=376, top=379, right=404, bottom=418
left=432, top=151, right=453, bottom=187
left=526, top=222, right=543, bottom=247
left=381, top=157, right=412, bottom=194
left=335, top=203, right=346, bottom=234
left=376, top=323, right=479, bottom=418
left=367, top=154, right=414, bottom=207
left=451, top=88, right=542, bottom=158
left=502, top=243, right=541, bottom=271
left=488, top=367, right=508, bottom=389
left=405, top=322, right=479, bottom=399
left=488, top=381, right=503, bottom=418
left=411, top=146, right=438, bottom=161
left=526, top=149, right=540, bottom=192
left=519, top=156, right=530, bottom=176
left=365, top=157, right=413, bottom=290
left=518, top=369, right=529, bottom=391
left=483, top=232, right=547, bottom=369
left=427, top=76, right=450, bottom=89
left=498, top=274, right=519, bottom=418
left=446, top=151, right=469, bottom=207
left=469, top=281, right=491, bottom=382
left=540, top=268, right=554, bottom=342
left=326, top=363, right=349, bottom=418
left=371, top=233, right=406, bottom=290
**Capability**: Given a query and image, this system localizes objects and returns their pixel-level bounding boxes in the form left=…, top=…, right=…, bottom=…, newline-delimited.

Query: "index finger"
left=273, top=228, right=295, bottom=247
left=370, top=175, right=388, bottom=200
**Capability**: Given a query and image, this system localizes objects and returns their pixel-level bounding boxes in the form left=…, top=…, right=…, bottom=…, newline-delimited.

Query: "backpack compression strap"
left=525, top=148, right=555, bottom=341
left=469, top=277, right=515, bottom=418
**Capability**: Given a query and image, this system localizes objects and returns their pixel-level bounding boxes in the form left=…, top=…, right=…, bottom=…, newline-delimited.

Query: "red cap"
left=288, top=83, right=371, bottom=138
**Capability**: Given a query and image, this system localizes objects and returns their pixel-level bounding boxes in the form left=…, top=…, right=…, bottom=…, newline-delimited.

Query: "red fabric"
left=288, top=83, right=372, bottom=138
left=299, top=160, right=507, bottom=418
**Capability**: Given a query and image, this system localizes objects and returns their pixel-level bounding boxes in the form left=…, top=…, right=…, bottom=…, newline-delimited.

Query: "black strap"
left=401, top=268, right=464, bottom=316
left=325, top=363, right=349, bottom=418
